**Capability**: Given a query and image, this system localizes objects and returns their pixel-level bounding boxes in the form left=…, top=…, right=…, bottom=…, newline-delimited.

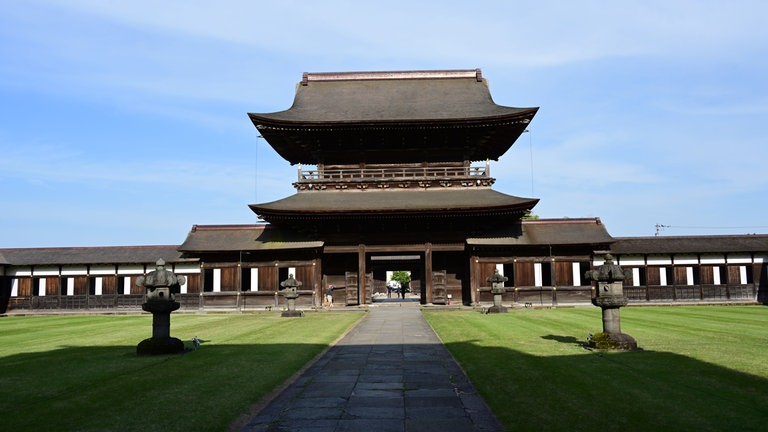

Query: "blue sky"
left=1, top=0, right=767, bottom=247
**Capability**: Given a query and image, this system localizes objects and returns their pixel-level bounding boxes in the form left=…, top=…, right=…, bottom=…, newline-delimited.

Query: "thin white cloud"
left=42, top=0, right=768, bottom=65
left=1, top=0, right=767, bottom=246
left=0, top=142, right=251, bottom=195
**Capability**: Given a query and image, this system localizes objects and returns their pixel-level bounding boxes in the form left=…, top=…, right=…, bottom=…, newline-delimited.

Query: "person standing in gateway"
left=325, top=284, right=334, bottom=308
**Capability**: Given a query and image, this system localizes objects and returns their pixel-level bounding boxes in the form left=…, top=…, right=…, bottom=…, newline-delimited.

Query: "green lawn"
left=3, top=307, right=767, bottom=432
left=0, top=312, right=363, bottom=432
left=424, top=306, right=768, bottom=432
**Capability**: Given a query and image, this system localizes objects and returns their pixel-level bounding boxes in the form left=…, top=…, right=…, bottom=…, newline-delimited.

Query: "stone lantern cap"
left=487, top=268, right=508, bottom=285
left=584, top=254, right=629, bottom=283
left=280, top=274, right=302, bottom=289
left=280, top=274, right=302, bottom=299
left=487, top=268, right=508, bottom=294
left=136, top=258, right=185, bottom=302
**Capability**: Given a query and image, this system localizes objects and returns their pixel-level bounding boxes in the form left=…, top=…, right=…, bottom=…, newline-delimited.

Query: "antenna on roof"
left=655, top=224, right=669, bottom=236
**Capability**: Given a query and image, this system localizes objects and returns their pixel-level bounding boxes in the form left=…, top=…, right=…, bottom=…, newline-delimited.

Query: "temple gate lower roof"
left=249, top=189, right=538, bottom=217
left=179, top=224, right=324, bottom=252
left=467, top=218, right=614, bottom=247
left=177, top=219, right=613, bottom=253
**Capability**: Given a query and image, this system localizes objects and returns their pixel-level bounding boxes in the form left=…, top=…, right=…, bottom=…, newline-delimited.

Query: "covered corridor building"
left=2, top=70, right=766, bottom=312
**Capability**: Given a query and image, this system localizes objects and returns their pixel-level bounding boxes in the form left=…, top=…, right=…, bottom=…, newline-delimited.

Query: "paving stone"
left=237, top=306, right=504, bottom=432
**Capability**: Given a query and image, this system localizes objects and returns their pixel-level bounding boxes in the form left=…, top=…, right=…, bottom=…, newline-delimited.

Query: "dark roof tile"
left=611, top=235, right=768, bottom=254
left=179, top=224, right=323, bottom=252
left=0, top=245, right=190, bottom=266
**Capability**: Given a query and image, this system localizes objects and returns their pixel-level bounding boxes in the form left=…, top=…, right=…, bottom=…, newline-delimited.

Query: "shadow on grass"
left=443, top=339, right=768, bottom=432
left=2, top=339, right=768, bottom=432
left=540, top=334, right=584, bottom=346
left=0, top=342, right=329, bottom=432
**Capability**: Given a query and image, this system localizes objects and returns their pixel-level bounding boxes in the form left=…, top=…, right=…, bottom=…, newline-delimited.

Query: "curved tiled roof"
left=248, top=69, right=537, bottom=164
left=251, top=70, right=535, bottom=123
left=250, top=189, right=538, bottom=218
left=467, top=218, right=614, bottom=246
left=611, top=235, right=768, bottom=254
left=0, top=245, right=190, bottom=266
left=179, top=224, right=324, bottom=252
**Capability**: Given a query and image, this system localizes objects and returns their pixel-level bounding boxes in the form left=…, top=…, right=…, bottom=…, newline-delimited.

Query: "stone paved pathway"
left=237, top=303, right=504, bottom=432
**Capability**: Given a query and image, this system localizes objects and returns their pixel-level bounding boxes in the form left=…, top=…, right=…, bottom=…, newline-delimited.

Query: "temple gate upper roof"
left=248, top=69, right=538, bottom=165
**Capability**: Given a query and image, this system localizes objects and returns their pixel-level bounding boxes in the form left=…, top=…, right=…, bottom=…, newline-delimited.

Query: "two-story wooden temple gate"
left=3, top=69, right=768, bottom=312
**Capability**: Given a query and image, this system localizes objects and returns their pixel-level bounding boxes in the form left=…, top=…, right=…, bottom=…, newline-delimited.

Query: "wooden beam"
left=470, top=255, right=480, bottom=304
left=358, top=244, right=366, bottom=304
left=424, top=243, right=433, bottom=304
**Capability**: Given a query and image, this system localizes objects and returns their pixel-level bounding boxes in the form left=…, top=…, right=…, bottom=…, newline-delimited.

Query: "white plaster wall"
left=740, top=266, right=748, bottom=284
left=33, top=266, right=59, bottom=276
left=618, top=255, right=645, bottom=266
left=727, top=254, right=752, bottom=264
left=701, top=255, right=726, bottom=265
left=213, top=268, right=221, bottom=292
left=90, top=265, right=114, bottom=276
left=674, top=255, right=698, bottom=265
left=61, top=266, right=87, bottom=276
left=251, top=268, right=259, bottom=291
left=686, top=267, right=694, bottom=285
left=572, top=263, right=582, bottom=286
left=118, top=265, right=145, bottom=275
left=174, top=263, right=201, bottom=274
left=179, top=275, right=187, bottom=294
left=534, top=263, right=543, bottom=287
left=8, top=267, right=32, bottom=277
left=647, top=256, right=672, bottom=265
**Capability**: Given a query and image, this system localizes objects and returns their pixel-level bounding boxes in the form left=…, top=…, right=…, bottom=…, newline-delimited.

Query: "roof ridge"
left=0, top=245, right=179, bottom=252
left=522, top=217, right=603, bottom=225
left=190, top=224, right=267, bottom=232
left=302, top=69, right=482, bottom=84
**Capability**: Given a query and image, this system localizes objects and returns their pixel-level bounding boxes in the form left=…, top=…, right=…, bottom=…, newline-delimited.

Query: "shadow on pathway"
left=235, top=306, right=503, bottom=432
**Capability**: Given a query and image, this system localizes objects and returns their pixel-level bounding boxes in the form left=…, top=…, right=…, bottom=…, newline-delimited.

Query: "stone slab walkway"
left=237, top=304, right=504, bottom=432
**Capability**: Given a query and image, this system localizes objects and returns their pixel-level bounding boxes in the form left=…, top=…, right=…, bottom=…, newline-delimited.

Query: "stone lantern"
left=280, top=274, right=304, bottom=317
left=486, top=268, right=509, bottom=313
left=136, top=259, right=186, bottom=355
left=584, top=254, right=637, bottom=350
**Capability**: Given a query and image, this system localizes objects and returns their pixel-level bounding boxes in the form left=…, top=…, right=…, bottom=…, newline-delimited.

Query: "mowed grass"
left=0, top=311, right=363, bottom=432
left=424, top=306, right=768, bottom=432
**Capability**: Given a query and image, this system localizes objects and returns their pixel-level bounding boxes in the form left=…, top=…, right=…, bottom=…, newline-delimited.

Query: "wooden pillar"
left=470, top=255, right=479, bottom=305
left=313, top=258, right=322, bottom=307
left=358, top=244, right=366, bottom=304
left=424, top=242, right=433, bottom=304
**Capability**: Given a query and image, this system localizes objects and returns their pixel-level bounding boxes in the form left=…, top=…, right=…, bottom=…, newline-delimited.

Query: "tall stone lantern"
left=136, top=259, right=186, bottom=355
left=584, top=254, right=637, bottom=350
left=280, top=274, right=304, bottom=317
left=486, top=268, right=509, bottom=314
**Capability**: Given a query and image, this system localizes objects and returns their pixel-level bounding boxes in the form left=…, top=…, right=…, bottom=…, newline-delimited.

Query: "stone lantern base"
left=137, top=300, right=184, bottom=356
left=281, top=310, right=305, bottom=317
left=137, top=336, right=185, bottom=355
left=487, top=287, right=508, bottom=314
left=281, top=292, right=304, bottom=317
left=587, top=332, right=638, bottom=351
